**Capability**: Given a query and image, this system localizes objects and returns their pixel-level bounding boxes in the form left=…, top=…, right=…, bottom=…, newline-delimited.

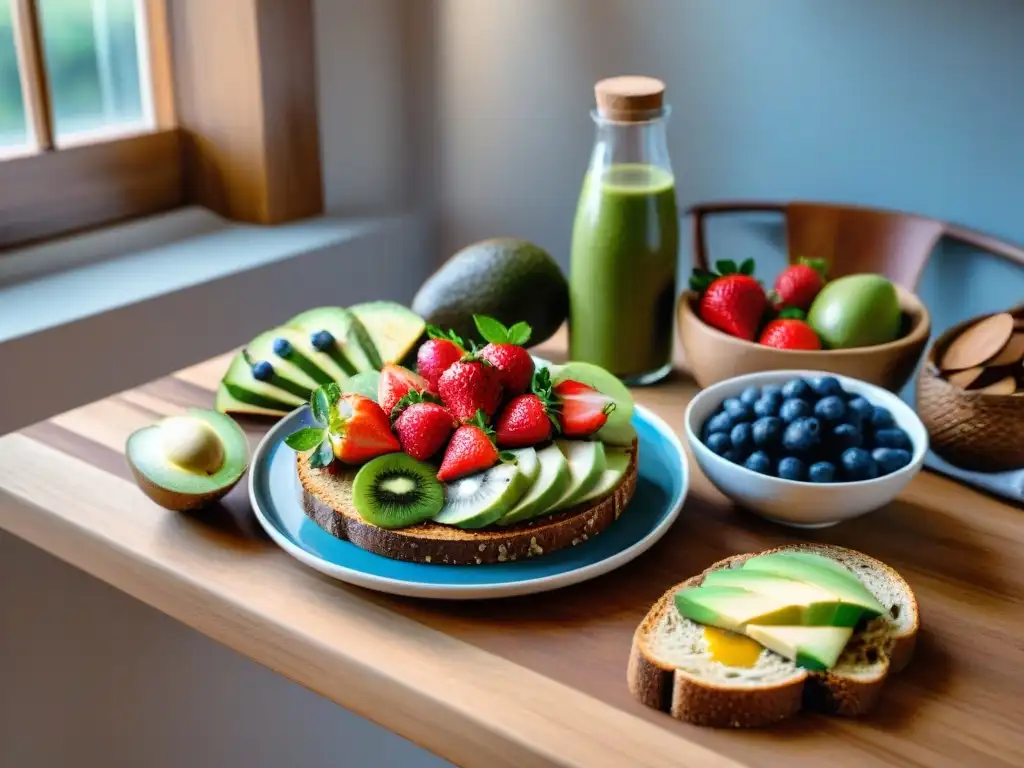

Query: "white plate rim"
left=247, top=403, right=689, bottom=600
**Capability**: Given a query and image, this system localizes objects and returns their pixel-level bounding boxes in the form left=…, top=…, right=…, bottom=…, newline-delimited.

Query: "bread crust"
left=627, top=544, right=919, bottom=728
left=297, top=440, right=638, bottom=565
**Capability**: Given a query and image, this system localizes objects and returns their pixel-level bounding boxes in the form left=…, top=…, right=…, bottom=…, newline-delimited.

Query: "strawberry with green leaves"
left=437, top=410, right=502, bottom=482
left=495, top=368, right=559, bottom=447
left=758, top=307, right=822, bottom=351
left=416, top=326, right=466, bottom=392
left=553, top=379, right=615, bottom=438
left=474, top=315, right=535, bottom=395
left=285, top=384, right=399, bottom=467
left=772, top=257, right=828, bottom=311
left=690, top=259, right=768, bottom=341
left=438, top=354, right=503, bottom=423
left=391, top=390, right=455, bottom=460
left=378, top=363, right=430, bottom=417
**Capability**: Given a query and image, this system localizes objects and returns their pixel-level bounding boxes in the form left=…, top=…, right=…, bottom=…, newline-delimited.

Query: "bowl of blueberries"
left=684, top=370, right=928, bottom=528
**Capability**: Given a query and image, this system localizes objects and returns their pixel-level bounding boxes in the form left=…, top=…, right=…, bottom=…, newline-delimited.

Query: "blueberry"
left=761, top=384, right=783, bottom=400
left=808, top=461, right=837, bottom=483
left=781, top=378, right=812, bottom=401
left=778, top=456, right=806, bottom=481
left=874, top=428, right=912, bottom=451
left=739, top=386, right=762, bottom=407
left=846, top=397, right=874, bottom=424
left=872, top=447, right=912, bottom=475
left=780, top=398, right=813, bottom=423
left=830, top=422, right=863, bottom=452
left=730, top=423, right=754, bottom=455
left=311, top=330, right=335, bottom=351
left=753, top=395, right=781, bottom=418
left=272, top=337, right=293, bottom=356
left=706, top=432, right=731, bottom=456
left=809, top=376, right=844, bottom=398
left=722, top=449, right=744, bottom=464
left=782, top=417, right=822, bottom=454
left=722, top=398, right=753, bottom=423
left=870, top=406, right=895, bottom=430
left=752, top=416, right=784, bottom=451
left=705, top=411, right=734, bottom=435
left=841, top=447, right=879, bottom=481
left=251, top=360, right=274, bottom=381
left=814, top=395, right=847, bottom=424
left=744, top=451, right=773, bottom=475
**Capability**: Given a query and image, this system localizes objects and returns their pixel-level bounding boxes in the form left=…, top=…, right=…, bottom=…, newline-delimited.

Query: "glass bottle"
left=568, top=76, right=679, bottom=385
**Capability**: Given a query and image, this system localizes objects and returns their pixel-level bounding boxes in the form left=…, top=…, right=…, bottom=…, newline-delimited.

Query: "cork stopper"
left=595, top=76, right=665, bottom=121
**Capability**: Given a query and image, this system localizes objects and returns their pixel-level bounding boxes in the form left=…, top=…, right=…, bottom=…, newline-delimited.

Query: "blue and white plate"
left=248, top=404, right=689, bottom=599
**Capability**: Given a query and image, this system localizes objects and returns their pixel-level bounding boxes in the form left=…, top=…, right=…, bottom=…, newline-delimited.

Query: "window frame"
left=1, top=0, right=322, bottom=251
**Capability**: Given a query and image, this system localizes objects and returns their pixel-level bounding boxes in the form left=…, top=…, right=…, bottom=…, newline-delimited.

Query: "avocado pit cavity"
left=161, top=415, right=225, bottom=475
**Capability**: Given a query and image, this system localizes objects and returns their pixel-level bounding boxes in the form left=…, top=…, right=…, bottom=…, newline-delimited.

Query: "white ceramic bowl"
left=684, top=369, right=929, bottom=529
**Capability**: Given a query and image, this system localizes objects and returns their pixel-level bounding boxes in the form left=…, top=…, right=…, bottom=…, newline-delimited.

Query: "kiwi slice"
left=433, top=462, right=531, bottom=529
left=352, top=453, right=445, bottom=529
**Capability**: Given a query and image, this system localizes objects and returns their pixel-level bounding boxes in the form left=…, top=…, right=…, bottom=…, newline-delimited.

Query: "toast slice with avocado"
left=297, top=439, right=638, bottom=565
left=627, top=544, right=918, bottom=728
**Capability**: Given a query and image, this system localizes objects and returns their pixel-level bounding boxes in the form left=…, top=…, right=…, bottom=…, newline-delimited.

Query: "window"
left=1, top=0, right=322, bottom=251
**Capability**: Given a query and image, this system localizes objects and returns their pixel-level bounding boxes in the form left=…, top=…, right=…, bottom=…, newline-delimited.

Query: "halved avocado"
left=349, top=301, right=426, bottom=367
left=287, top=307, right=378, bottom=375
left=126, top=409, right=250, bottom=511
left=246, top=327, right=345, bottom=386
left=218, top=353, right=304, bottom=414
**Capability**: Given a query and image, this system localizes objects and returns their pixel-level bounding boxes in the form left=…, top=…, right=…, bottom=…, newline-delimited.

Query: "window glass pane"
left=38, top=0, right=146, bottom=142
left=0, top=0, right=29, bottom=151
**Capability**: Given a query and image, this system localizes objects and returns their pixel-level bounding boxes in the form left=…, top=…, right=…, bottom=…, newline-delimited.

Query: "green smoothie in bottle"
left=569, top=76, right=679, bottom=385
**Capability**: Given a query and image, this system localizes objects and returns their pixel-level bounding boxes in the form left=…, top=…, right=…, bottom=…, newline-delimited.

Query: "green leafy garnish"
left=389, top=388, right=441, bottom=421
left=284, top=383, right=340, bottom=468
left=309, top=439, right=335, bottom=469
left=530, top=367, right=561, bottom=435
left=426, top=324, right=466, bottom=348
left=473, top=315, right=532, bottom=346
left=689, top=259, right=759, bottom=294
left=285, top=427, right=327, bottom=451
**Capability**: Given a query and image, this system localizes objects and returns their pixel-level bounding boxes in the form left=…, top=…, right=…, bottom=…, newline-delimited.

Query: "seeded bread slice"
left=627, top=544, right=918, bottom=728
left=297, top=440, right=637, bottom=565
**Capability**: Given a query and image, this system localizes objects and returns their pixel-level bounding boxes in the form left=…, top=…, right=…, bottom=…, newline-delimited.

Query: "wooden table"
left=1, top=336, right=1022, bottom=768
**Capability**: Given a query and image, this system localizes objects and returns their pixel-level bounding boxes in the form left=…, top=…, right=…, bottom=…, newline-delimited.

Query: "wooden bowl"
left=916, top=306, right=1024, bottom=472
left=676, top=284, right=931, bottom=392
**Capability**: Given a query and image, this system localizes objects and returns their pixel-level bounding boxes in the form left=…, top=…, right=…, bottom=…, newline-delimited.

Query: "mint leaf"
left=309, top=439, right=335, bottom=469
left=285, top=427, right=326, bottom=451
left=506, top=321, right=532, bottom=346
left=311, top=387, right=331, bottom=424
left=473, top=315, right=509, bottom=344
left=715, top=259, right=738, bottom=275
left=739, top=258, right=756, bottom=275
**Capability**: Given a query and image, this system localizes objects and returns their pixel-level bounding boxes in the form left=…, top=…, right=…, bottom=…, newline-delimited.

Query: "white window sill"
left=0, top=207, right=431, bottom=434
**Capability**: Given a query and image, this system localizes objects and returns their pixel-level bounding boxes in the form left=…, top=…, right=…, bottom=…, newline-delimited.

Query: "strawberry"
left=438, top=357, right=503, bottom=423
left=328, top=393, right=400, bottom=464
left=690, top=259, right=768, bottom=341
left=378, top=363, right=430, bottom=417
left=554, top=379, right=615, bottom=438
left=772, top=258, right=828, bottom=311
left=436, top=411, right=500, bottom=482
left=495, top=368, right=559, bottom=447
left=391, top=391, right=455, bottom=460
left=416, top=326, right=466, bottom=392
left=758, top=309, right=822, bottom=350
left=473, top=315, right=535, bottom=395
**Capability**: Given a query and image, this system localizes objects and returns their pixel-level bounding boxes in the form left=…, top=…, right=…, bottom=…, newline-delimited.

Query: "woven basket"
left=916, top=307, right=1024, bottom=472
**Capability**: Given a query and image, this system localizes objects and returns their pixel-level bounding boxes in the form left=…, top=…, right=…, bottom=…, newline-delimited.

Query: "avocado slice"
left=219, top=353, right=304, bottom=413
left=215, top=383, right=289, bottom=417
left=349, top=301, right=426, bottom=367
left=742, top=553, right=885, bottom=619
left=497, top=443, right=571, bottom=526
left=126, top=409, right=249, bottom=511
left=574, top=445, right=631, bottom=505
left=287, top=307, right=378, bottom=375
left=745, top=625, right=854, bottom=671
left=341, top=370, right=382, bottom=401
left=550, top=440, right=606, bottom=511
left=247, top=327, right=346, bottom=386
left=674, top=586, right=803, bottom=632
left=700, top=569, right=857, bottom=627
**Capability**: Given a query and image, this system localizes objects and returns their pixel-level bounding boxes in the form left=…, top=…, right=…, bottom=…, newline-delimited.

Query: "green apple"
left=806, top=274, right=902, bottom=349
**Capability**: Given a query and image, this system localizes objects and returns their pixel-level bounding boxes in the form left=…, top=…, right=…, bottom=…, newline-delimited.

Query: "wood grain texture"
left=0, top=129, right=184, bottom=248
left=2, top=334, right=1023, bottom=767
left=168, top=0, right=323, bottom=224
left=11, top=0, right=53, bottom=150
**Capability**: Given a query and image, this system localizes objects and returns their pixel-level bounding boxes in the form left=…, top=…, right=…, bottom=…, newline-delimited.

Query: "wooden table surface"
left=1, top=334, right=1022, bottom=768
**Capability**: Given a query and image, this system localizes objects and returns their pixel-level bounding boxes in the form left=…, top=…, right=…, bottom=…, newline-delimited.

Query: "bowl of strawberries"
left=677, top=258, right=930, bottom=393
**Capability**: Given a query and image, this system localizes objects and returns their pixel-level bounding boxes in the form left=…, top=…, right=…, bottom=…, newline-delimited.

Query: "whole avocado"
left=806, top=273, right=902, bottom=349
left=412, top=238, right=569, bottom=347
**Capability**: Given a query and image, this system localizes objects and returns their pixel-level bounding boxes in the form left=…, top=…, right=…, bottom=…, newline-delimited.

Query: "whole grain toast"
left=627, top=543, right=918, bottom=728
left=297, top=440, right=638, bottom=564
